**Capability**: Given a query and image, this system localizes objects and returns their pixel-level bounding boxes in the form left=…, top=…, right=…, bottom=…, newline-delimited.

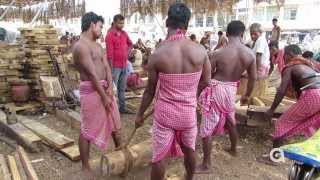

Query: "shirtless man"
left=73, top=12, right=121, bottom=179
left=196, top=21, right=257, bottom=173
left=135, top=3, right=211, bottom=180
left=265, top=45, right=320, bottom=149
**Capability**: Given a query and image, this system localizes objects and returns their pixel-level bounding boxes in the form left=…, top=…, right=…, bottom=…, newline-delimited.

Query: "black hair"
left=113, top=14, right=125, bottom=23
left=272, top=18, right=278, bottom=22
left=166, top=3, right=191, bottom=30
left=218, top=31, right=223, bottom=36
left=284, top=44, right=302, bottom=56
left=269, top=41, right=279, bottom=49
left=227, top=21, right=246, bottom=36
left=302, top=51, right=314, bottom=59
left=190, top=34, right=196, bottom=40
left=81, top=12, right=104, bottom=32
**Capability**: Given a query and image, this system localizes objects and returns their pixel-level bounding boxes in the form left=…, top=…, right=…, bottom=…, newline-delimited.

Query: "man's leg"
left=118, top=68, right=128, bottom=113
left=151, top=161, right=165, bottom=180
left=225, top=117, right=238, bottom=156
left=181, top=144, right=196, bottom=180
left=79, top=133, right=94, bottom=178
left=111, top=131, right=122, bottom=149
left=195, top=136, right=213, bottom=174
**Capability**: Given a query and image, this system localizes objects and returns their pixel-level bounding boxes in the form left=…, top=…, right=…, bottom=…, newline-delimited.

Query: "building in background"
left=123, top=0, right=320, bottom=46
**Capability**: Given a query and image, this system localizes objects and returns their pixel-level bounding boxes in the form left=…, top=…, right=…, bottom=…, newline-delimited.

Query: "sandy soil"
left=0, top=99, right=293, bottom=180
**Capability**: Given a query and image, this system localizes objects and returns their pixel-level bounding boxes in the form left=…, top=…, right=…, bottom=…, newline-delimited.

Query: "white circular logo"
left=270, top=148, right=285, bottom=163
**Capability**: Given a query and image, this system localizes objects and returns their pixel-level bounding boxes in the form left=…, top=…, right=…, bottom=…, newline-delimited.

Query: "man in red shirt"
left=106, top=14, right=133, bottom=113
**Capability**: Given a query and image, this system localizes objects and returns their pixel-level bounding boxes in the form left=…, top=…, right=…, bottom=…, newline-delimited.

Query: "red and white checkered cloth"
left=80, top=80, right=121, bottom=150
left=273, top=88, right=320, bottom=139
left=152, top=71, right=202, bottom=163
left=198, top=79, right=239, bottom=138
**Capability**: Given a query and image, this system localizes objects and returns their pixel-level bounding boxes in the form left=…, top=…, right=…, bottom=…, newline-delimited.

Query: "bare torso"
left=153, top=39, right=207, bottom=74
left=73, top=39, right=107, bottom=81
left=289, top=65, right=320, bottom=94
left=211, top=43, right=255, bottom=82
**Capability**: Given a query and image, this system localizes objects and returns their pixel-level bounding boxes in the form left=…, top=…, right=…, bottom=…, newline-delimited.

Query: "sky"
left=85, top=0, right=120, bottom=25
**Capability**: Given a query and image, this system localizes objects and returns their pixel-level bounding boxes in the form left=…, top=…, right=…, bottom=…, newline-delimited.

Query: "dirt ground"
left=0, top=99, right=293, bottom=180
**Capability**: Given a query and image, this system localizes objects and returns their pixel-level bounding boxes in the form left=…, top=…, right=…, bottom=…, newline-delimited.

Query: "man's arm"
left=241, top=55, right=257, bottom=104
left=276, top=27, right=281, bottom=41
left=198, top=54, right=212, bottom=96
left=106, top=32, right=114, bottom=68
left=269, top=67, right=292, bottom=112
left=136, top=54, right=158, bottom=126
left=256, top=53, right=262, bottom=72
left=102, top=46, right=113, bottom=94
left=73, top=44, right=111, bottom=110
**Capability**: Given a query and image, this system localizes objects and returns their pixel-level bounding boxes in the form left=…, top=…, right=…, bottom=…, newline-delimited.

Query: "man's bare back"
left=211, top=43, right=255, bottom=82
left=152, top=39, right=208, bottom=74
left=73, top=39, right=107, bottom=81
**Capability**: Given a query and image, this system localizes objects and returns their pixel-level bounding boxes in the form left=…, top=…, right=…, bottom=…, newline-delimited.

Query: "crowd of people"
left=72, top=2, right=320, bottom=180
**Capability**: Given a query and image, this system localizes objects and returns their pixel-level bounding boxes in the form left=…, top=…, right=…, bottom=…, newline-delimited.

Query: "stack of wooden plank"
left=19, top=25, right=65, bottom=100
left=0, top=44, right=26, bottom=103
left=57, top=52, right=80, bottom=91
left=0, top=146, right=39, bottom=180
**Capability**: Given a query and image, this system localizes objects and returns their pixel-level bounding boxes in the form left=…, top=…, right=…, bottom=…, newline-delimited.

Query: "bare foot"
left=81, top=168, right=96, bottom=180
left=224, top=148, right=238, bottom=157
left=194, top=164, right=213, bottom=174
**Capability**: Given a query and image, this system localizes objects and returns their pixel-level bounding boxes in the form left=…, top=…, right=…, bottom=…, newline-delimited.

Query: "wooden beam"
left=7, top=155, right=22, bottom=180
left=0, top=154, right=11, bottom=180
left=17, top=146, right=39, bottom=180
left=0, top=115, right=42, bottom=152
left=14, top=153, right=27, bottom=180
left=59, top=145, right=80, bottom=161
left=9, top=123, right=42, bottom=152
left=18, top=116, right=74, bottom=150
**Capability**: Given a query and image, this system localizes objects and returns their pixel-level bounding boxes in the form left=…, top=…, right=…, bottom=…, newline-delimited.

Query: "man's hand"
left=135, top=114, right=144, bottom=128
left=240, top=95, right=250, bottom=105
left=106, top=86, right=114, bottom=96
left=265, top=109, right=274, bottom=121
left=102, top=95, right=112, bottom=112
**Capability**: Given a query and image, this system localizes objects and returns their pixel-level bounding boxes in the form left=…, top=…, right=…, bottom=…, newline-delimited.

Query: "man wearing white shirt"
left=250, top=23, right=270, bottom=79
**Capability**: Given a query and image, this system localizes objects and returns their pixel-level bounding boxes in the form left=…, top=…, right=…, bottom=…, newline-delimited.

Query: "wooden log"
left=101, top=139, right=152, bottom=176
left=17, top=146, right=39, bottom=180
left=0, top=154, right=11, bottom=180
left=59, top=145, right=80, bottom=161
left=14, top=153, right=27, bottom=180
left=251, top=97, right=266, bottom=106
left=17, top=116, right=74, bottom=149
left=7, top=155, right=21, bottom=180
left=237, top=78, right=268, bottom=98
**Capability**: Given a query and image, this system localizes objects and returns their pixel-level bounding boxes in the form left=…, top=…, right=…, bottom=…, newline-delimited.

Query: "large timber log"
left=100, top=139, right=152, bottom=176
left=237, top=78, right=268, bottom=98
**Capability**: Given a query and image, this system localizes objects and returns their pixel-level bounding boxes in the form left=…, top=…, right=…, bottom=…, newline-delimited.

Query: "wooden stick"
left=123, top=109, right=154, bottom=148
left=17, top=146, right=39, bottom=180
left=7, top=155, right=21, bottom=180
